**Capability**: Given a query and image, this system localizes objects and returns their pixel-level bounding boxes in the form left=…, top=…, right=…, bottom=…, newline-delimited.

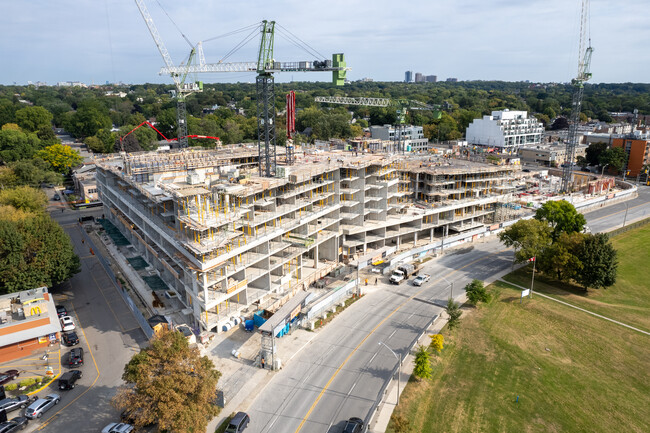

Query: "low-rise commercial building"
left=518, top=143, right=587, bottom=167
left=0, top=287, right=61, bottom=363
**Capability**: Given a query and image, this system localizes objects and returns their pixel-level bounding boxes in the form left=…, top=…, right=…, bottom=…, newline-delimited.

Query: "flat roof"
left=259, top=291, right=310, bottom=335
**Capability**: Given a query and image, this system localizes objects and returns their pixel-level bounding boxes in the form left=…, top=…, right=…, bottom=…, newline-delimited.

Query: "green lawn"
left=503, top=223, right=650, bottom=332
left=388, top=281, right=650, bottom=433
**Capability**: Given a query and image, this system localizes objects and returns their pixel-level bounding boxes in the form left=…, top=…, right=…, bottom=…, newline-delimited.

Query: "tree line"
left=1, top=80, right=648, bottom=154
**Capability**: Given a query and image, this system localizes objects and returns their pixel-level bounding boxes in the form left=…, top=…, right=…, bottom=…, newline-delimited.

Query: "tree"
left=65, top=101, right=111, bottom=137
left=36, top=143, right=83, bottom=174
left=0, top=211, right=80, bottom=294
left=550, top=117, right=569, bottom=130
left=534, top=200, right=586, bottom=241
left=585, top=142, right=608, bottom=166
left=446, top=299, right=462, bottom=330
left=413, top=345, right=432, bottom=380
left=499, top=219, right=552, bottom=264
left=574, top=233, right=618, bottom=290
left=112, top=329, right=221, bottom=433
left=576, top=155, right=588, bottom=169
left=0, top=128, right=42, bottom=163
left=429, top=334, right=444, bottom=354
left=9, top=158, right=62, bottom=186
left=599, top=147, right=628, bottom=173
left=15, top=106, right=53, bottom=132
left=538, top=232, right=584, bottom=281
left=465, top=279, right=489, bottom=304
left=0, top=186, right=48, bottom=213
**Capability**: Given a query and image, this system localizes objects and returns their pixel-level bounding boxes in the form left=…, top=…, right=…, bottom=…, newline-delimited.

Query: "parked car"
left=55, top=305, right=67, bottom=318
left=53, top=193, right=61, bottom=201
left=67, top=348, right=84, bottom=367
left=24, top=394, right=60, bottom=419
left=101, top=423, right=134, bottom=433
left=225, top=412, right=250, bottom=433
left=343, top=417, right=364, bottom=433
left=412, top=273, right=431, bottom=286
left=62, top=331, right=79, bottom=346
left=0, top=370, right=19, bottom=386
left=0, top=395, right=30, bottom=414
left=0, top=416, right=29, bottom=433
left=0, top=417, right=28, bottom=433
left=60, top=316, right=75, bottom=332
left=58, top=370, right=82, bottom=390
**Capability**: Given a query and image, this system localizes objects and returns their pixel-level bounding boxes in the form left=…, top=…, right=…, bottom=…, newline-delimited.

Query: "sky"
left=2, top=0, right=648, bottom=86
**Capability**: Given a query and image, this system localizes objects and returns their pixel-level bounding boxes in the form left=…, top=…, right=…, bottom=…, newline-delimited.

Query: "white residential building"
left=369, top=125, right=429, bottom=152
left=466, top=110, right=543, bottom=152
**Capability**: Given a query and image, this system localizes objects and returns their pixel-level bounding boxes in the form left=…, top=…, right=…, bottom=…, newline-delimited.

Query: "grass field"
left=503, top=223, right=650, bottom=332
left=387, top=282, right=650, bottom=433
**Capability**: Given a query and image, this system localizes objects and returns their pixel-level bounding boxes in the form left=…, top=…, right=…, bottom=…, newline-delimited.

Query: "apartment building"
left=369, top=125, right=429, bottom=152
left=95, top=148, right=517, bottom=333
left=466, top=109, right=544, bottom=152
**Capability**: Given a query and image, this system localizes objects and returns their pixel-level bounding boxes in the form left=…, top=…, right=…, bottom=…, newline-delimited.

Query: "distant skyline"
left=2, top=0, right=648, bottom=86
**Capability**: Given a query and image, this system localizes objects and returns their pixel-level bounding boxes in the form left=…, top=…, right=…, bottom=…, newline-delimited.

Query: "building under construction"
left=95, top=147, right=519, bottom=333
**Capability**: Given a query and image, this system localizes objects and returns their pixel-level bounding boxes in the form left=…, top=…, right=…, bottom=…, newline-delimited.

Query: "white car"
left=102, top=423, right=134, bottom=433
left=60, top=316, right=76, bottom=332
left=412, top=274, right=431, bottom=286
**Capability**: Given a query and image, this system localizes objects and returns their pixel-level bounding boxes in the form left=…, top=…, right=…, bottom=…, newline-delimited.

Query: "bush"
left=4, top=383, right=18, bottom=391
left=465, top=279, right=489, bottom=304
left=19, top=378, right=37, bottom=388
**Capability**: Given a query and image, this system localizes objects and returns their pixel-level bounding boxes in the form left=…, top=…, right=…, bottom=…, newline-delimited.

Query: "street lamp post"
left=623, top=202, right=630, bottom=227
left=440, top=275, right=454, bottom=301
left=601, top=164, right=609, bottom=177
left=378, top=342, right=401, bottom=406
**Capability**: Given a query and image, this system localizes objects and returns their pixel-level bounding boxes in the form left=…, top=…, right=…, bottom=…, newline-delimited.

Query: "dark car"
left=0, top=417, right=29, bottom=433
left=62, top=331, right=79, bottom=346
left=225, top=412, right=250, bottom=433
left=0, top=370, right=19, bottom=386
left=67, top=348, right=84, bottom=367
left=58, top=370, right=82, bottom=390
left=0, top=396, right=30, bottom=414
left=55, top=305, right=67, bottom=318
left=343, top=417, right=364, bottom=433
left=53, top=193, right=61, bottom=201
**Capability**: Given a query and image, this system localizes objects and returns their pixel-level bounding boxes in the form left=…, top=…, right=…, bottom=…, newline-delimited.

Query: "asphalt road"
left=24, top=192, right=147, bottom=433
left=246, top=241, right=514, bottom=433
left=583, top=184, right=650, bottom=233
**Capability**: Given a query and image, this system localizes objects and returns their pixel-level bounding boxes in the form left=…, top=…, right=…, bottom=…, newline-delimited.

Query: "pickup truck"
left=412, top=273, right=431, bottom=286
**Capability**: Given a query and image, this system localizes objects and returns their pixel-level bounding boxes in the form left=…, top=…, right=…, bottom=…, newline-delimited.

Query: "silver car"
left=24, top=394, right=60, bottom=419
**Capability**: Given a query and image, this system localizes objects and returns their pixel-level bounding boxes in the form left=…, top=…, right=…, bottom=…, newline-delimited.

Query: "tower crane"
left=160, top=20, right=347, bottom=177
left=134, top=0, right=203, bottom=149
left=561, top=0, right=593, bottom=192
left=315, top=96, right=442, bottom=153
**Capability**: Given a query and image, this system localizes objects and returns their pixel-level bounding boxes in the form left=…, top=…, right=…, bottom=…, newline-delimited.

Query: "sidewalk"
left=206, top=324, right=320, bottom=432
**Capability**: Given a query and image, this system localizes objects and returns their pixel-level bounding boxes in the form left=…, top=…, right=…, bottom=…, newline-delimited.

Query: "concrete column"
left=414, top=231, right=418, bottom=247
left=314, top=244, right=319, bottom=269
left=430, top=228, right=434, bottom=242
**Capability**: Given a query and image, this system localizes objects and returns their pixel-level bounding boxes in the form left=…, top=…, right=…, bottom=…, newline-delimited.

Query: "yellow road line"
left=26, top=348, right=61, bottom=396
left=293, top=250, right=504, bottom=433
left=37, top=303, right=101, bottom=431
